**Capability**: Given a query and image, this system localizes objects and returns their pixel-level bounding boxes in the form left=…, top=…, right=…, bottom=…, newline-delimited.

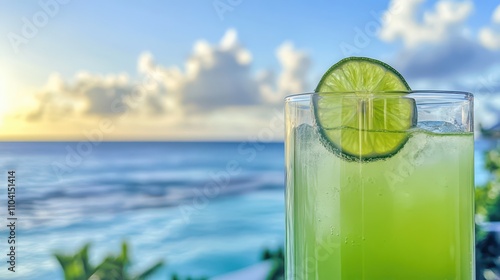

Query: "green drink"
left=285, top=58, right=474, bottom=279
left=289, top=125, right=473, bottom=279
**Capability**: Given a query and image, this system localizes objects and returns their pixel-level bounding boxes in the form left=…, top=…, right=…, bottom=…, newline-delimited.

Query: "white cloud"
left=392, top=36, right=497, bottom=79
left=377, top=0, right=500, bottom=80
left=26, top=72, right=156, bottom=121
left=135, top=30, right=310, bottom=112
left=26, top=67, right=175, bottom=123
left=260, top=42, right=311, bottom=103
left=181, top=29, right=260, bottom=110
left=276, top=42, right=311, bottom=98
left=494, top=4, right=500, bottom=24
left=379, top=0, right=473, bottom=48
left=479, top=4, right=500, bottom=50
left=26, top=74, right=75, bottom=121
left=137, top=52, right=183, bottom=116
left=378, top=0, right=500, bottom=134
left=23, top=29, right=310, bottom=140
left=479, top=29, right=500, bottom=50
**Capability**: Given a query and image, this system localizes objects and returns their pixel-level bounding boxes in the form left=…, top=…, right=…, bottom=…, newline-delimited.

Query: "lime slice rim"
left=314, top=56, right=411, bottom=92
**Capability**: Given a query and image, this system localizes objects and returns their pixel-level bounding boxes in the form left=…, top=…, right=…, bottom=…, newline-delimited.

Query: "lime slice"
left=314, top=57, right=416, bottom=161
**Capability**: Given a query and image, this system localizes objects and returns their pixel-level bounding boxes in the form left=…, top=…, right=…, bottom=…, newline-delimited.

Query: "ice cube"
left=416, top=121, right=464, bottom=133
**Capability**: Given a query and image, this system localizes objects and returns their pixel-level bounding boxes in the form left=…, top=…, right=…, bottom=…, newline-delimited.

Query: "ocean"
left=0, top=140, right=496, bottom=279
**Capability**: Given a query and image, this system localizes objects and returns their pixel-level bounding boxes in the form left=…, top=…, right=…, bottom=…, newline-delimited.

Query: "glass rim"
left=285, top=90, right=473, bottom=102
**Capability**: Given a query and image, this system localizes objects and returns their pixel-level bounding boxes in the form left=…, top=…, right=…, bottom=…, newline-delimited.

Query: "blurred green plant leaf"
left=54, top=241, right=164, bottom=280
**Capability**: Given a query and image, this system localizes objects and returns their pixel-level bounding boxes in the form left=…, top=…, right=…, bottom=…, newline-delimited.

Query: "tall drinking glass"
left=285, top=91, right=474, bottom=279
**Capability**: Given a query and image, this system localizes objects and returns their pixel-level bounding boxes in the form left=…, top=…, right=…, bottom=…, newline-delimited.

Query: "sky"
left=1, top=0, right=500, bottom=140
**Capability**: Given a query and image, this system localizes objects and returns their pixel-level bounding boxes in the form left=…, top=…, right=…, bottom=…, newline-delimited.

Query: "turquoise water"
left=0, top=140, right=494, bottom=279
